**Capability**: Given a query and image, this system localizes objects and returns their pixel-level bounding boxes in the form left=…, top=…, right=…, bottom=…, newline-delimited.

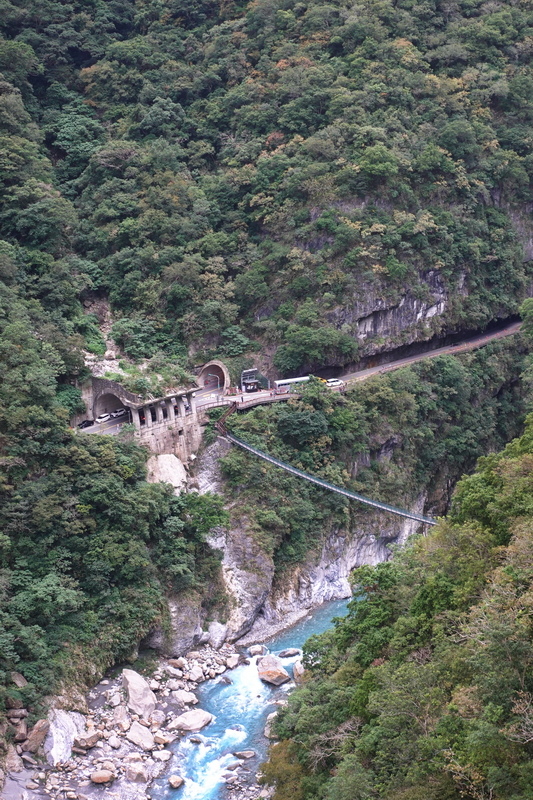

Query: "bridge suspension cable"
left=216, top=406, right=436, bottom=527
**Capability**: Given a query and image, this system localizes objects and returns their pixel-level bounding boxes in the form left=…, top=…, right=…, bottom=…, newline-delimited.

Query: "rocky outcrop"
left=44, top=709, right=86, bottom=766
left=327, top=269, right=454, bottom=358
left=143, top=591, right=205, bottom=655
left=193, top=436, right=232, bottom=494
left=293, top=661, right=305, bottom=684
left=207, top=524, right=275, bottom=642
left=146, top=454, right=187, bottom=494
left=238, top=498, right=427, bottom=644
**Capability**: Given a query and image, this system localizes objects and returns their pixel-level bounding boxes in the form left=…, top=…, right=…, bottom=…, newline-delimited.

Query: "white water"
left=153, top=598, right=350, bottom=799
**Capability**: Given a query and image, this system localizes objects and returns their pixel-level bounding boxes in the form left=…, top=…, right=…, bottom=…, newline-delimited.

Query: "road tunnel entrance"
left=93, top=392, right=127, bottom=418
left=197, top=360, right=230, bottom=392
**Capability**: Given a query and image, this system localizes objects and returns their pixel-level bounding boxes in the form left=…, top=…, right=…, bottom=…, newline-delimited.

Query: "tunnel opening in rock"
left=197, top=360, right=230, bottom=392
left=94, top=392, right=126, bottom=418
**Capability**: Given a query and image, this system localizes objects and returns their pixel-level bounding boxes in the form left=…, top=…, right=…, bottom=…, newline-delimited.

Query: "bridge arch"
left=197, top=360, right=230, bottom=392
left=93, top=392, right=126, bottom=418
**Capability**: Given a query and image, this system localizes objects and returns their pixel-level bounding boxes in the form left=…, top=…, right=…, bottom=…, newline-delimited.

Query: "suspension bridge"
left=216, top=405, right=437, bottom=527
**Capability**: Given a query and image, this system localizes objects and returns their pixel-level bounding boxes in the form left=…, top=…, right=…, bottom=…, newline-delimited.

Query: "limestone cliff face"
left=328, top=269, right=458, bottom=358
left=141, top=434, right=436, bottom=655
left=237, top=494, right=427, bottom=644
left=184, top=440, right=428, bottom=646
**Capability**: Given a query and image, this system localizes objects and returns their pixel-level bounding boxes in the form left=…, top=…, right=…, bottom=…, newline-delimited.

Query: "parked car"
left=326, top=378, right=344, bottom=388
left=77, top=419, right=94, bottom=429
left=110, top=408, right=127, bottom=418
left=95, top=413, right=111, bottom=424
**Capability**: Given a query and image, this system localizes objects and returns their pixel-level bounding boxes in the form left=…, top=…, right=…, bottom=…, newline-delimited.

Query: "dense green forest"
left=219, top=340, right=526, bottom=565
left=0, top=277, right=227, bottom=706
left=2, top=0, right=533, bottom=793
left=1, top=0, right=533, bottom=373
left=262, top=411, right=533, bottom=800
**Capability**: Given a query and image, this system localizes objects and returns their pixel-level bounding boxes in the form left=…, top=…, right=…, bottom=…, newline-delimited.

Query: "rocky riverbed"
left=2, top=644, right=275, bottom=800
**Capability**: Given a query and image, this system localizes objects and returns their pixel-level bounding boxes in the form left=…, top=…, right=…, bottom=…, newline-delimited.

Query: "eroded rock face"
left=143, top=593, right=204, bottom=655
left=122, top=669, right=156, bottom=720
left=146, top=454, right=187, bottom=495
left=23, top=719, right=50, bottom=753
left=210, top=525, right=275, bottom=642
left=167, top=709, right=213, bottom=732
left=44, top=709, right=87, bottom=766
left=293, top=661, right=305, bottom=684
left=257, top=655, right=290, bottom=686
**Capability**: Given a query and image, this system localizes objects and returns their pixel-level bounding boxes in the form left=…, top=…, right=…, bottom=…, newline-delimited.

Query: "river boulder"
left=279, top=648, right=300, bottom=658
left=188, top=664, right=205, bottom=683
left=22, top=719, right=50, bottom=753
left=122, top=669, right=156, bottom=720
left=167, top=709, right=213, bottom=732
left=44, top=709, right=87, bottom=765
left=257, top=655, right=290, bottom=686
left=249, top=645, right=267, bottom=656
left=90, top=770, right=115, bottom=784
left=113, top=704, right=131, bottom=732
left=125, top=761, right=149, bottom=782
left=172, top=689, right=197, bottom=706
left=125, top=720, right=155, bottom=751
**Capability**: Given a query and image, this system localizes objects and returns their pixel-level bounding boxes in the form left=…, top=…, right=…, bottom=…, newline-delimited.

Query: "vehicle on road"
left=110, top=408, right=127, bottom=418
left=326, top=378, right=344, bottom=388
left=95, top=413, right=111, bottom=424
left=77, top=419, right=94, bottom=429
left=274, top=376, right=311, bottom=390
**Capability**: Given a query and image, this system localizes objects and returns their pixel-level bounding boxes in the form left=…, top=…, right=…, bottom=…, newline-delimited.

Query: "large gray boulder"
left=172, top=689, right=197, bottom=706
left=44, top=709, right=87, bottom=765
left=126, top=721, right=155, bottom=751
left=167, top=709, right=213, bottom=732
left=257, top=655, right=290, bottom=686
left=122, top=669, right=156, bottom=720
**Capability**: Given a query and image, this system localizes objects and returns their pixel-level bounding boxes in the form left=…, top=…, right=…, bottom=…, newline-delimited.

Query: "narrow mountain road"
left=340, top=320, right=522, bottom=386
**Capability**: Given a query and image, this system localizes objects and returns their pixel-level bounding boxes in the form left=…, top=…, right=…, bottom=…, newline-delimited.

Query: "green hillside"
left=2, top=1, right=533, bottom=791
left=263, top=412, right=533, bottom=800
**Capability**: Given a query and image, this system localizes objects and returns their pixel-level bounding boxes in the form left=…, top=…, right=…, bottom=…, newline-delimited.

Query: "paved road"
left=82, top=415, right=131, bottom=435
left=226, top=320, right=522, bottom=408
left=79, top=319, right=523, bottom=433
left=340, top=320, right=522, bottom=386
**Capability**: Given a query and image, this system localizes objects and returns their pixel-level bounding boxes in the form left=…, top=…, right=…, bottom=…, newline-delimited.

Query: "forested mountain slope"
left=263, top=414, right=533, bottom=800
left=2, top=0, right=533, bottom=788
left=1, top=0, right=533, bottom=373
